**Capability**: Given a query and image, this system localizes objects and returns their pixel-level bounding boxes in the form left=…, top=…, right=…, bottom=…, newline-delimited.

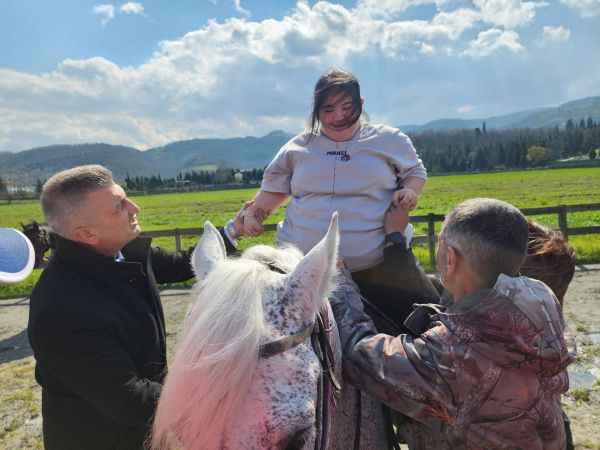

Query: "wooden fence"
left=141, top=203, right=600, bottom=269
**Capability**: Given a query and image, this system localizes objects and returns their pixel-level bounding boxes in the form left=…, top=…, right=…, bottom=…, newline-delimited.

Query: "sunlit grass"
left=2, top=167, right=600, bottom=298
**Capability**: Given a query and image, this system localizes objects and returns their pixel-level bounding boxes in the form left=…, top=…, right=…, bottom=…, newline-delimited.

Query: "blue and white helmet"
left=0, top=228, right=35, bottom=284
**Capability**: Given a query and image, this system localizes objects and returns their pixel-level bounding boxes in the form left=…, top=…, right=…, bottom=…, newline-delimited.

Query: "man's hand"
left=392, top=188, right=418, bottom=210
left=385, top=203, right=410, bottom=234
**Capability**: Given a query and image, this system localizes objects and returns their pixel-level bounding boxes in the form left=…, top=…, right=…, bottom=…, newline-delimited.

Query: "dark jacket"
left=28, top=232, right=234, bottom=450
left=330, top=269, right=575, bottom=450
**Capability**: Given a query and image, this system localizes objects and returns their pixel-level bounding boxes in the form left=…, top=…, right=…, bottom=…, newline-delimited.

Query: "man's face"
left=318, top=91, right=360, bottom=140
left=77, top=183, right=141, bottom=256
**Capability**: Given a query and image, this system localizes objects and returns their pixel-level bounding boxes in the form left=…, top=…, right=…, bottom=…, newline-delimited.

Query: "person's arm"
left=388, top=129, right=427, bottom=210
left=152, top=214, right=244, bottom=283
left=240, top=143, right=294, bottom=236
left=33, top=311, right=162, bottom=428
left=403, top=175, right=426, bottom=197
left=329, top=271, right=455, bottom=424
left=393, top=176, right=426, bottom=210
left=242, top=190, right=289, bottom=236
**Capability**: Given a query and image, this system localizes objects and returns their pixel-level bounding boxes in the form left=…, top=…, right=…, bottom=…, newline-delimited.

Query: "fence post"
left=427, top=213, right=436, bottom=269
left=558, top=205, right=568, bottom=240
left=175, top=228, right=182, bottom=252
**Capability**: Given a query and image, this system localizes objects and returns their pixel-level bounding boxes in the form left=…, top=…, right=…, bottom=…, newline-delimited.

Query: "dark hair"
left=520, top=220, right=576, bottom=306
left=442, top=198, right=528, bottom=287
left=308, top=68, right=363, bottom=137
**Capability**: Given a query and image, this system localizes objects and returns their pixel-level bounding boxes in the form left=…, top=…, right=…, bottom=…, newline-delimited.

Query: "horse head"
left=21, top=220, right=52, bottom=268
left=151, top=213, right=340, bottom=450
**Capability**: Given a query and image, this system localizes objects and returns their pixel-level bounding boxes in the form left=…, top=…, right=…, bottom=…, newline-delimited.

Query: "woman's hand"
left=242, top=205, right=268, bottom=237
left=392, top=188, right=418, bottom=210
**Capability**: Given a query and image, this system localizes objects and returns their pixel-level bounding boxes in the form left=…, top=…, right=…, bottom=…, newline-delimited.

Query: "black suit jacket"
left=28, top=232, right=235, bottom=450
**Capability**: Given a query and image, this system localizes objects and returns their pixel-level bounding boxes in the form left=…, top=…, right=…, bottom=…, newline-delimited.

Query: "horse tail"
left=150, top=260, right=266, bottom=450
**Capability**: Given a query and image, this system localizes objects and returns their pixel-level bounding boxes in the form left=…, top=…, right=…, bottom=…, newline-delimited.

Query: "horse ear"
left=287, top=212, right=339, bottom=313
left=191, top=221, right=227, bottom=280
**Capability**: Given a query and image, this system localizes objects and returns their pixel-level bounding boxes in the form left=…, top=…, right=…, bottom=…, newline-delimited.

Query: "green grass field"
left=2, top=166, right=600, bottom=298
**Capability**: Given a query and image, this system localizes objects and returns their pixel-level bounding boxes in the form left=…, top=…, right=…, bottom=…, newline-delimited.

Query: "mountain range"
left=400, top=96, right=600, bottom=132
left=1, top=96, right=599, bottom=184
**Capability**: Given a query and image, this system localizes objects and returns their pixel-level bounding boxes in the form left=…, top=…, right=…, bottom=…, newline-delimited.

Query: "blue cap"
left=0, top=228, right=35, bottom=284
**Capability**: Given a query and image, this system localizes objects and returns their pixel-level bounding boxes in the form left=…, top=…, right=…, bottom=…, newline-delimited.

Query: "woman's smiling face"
left=318, top=91, right=362, bottom=141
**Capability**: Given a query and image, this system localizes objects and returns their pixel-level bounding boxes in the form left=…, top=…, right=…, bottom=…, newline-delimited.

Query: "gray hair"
left=441, top=198, right=528, bottom=287
left=41, top=165, right=114, bottom=236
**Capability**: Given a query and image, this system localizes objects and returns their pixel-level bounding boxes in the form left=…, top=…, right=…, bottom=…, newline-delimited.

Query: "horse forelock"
left=241, top=244, right=303, bottom=274
left=153, top=258, right=268, bottom=450
left=152, top=244, right=325, bottom=450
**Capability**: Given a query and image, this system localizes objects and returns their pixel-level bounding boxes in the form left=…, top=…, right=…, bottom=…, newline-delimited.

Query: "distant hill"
left=143, top=130, right=292, bottom=177
left=2, top=96, right=599, bottom=183
left=400, top=96, right=600, bottom=132
left=0, top=132, right=293, bottom=184
left=0, top=143, right=153, bottom=184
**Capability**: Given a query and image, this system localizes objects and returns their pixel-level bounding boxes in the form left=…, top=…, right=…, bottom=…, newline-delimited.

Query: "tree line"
left=123, top=167, right=265, bottom=192
left=2, top=117, right=599, bottom=199
left=412, top=117, right=600, bottom=173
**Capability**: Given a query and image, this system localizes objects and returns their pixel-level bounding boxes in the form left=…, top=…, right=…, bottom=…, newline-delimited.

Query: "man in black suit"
left=28, top=165, right=241, bottom=450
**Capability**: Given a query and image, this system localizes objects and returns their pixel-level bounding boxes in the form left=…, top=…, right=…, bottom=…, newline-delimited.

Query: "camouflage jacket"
left=330, top=272, right=575, bottom=450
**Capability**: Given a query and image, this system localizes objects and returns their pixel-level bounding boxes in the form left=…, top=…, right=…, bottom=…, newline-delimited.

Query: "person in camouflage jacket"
left=330, top=198, right=575, bottom=450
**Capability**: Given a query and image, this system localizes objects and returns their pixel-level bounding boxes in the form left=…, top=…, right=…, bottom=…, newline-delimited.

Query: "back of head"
left=41, top=165, right=114, bottom=238
left=520, top=220, right=576, bottom=306
left=443, top=198, right=528, bottom=287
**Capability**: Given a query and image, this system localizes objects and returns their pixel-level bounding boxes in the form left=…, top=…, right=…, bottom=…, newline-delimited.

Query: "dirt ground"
left=1, top=268, right=599, bottom=449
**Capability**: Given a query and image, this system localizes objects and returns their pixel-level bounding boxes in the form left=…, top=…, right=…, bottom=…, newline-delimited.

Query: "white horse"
left=151, top=214, right=342, bottom=450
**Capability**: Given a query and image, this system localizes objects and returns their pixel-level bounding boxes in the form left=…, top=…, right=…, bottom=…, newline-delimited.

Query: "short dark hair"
left=442, top=198, right=528, bottom=287
left=520, top=220, right=576, bottom=306
left=308, top=68, right=363, bottom=137
left=41, top=165, right=114, bottom=236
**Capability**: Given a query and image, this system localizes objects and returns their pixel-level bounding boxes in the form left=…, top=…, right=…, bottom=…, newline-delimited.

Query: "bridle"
left=256, top=261, right=341, bottom=450
left=257, top=261, right=319, bottom=360
left=259, top=322, right=315, bottom=358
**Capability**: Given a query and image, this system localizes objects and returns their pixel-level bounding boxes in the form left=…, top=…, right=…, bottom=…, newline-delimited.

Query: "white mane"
left=152, top=214, right=339, bottom=450
left=152, top=245, right=304, bottom=450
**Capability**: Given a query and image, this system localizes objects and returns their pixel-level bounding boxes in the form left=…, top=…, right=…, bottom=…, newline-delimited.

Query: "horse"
left=151, top=214, right=343, bottom=450
left=151, top=211, right=442, bottom=450
left=20, top=220, right=52, bottom=268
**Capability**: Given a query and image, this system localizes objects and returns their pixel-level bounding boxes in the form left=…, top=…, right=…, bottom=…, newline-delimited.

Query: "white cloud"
left=458, top=105, right=475, bottom=113
left=121, top=2, right=145, bottom=15
left=473, top=0, right=547, bottom=28
left=560, top=0, right=600, bottom=17
left=356, top=0, right=453, bottom=18
left=92, top=4, right=115, bottom=25
left=1, top=1, right=546, bottom=152
left=463, top=28, right=525, bottom=58
left=233, top=0, right=251, bottom=17
left=420, top=42, right=436, bottom=55
left=542, top=25, right=571, bottom=43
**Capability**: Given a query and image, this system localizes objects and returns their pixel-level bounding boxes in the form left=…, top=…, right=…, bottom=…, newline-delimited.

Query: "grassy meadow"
left=2, top=166, right=600, bottom=450
left=2, top=166, right=600, bottom=298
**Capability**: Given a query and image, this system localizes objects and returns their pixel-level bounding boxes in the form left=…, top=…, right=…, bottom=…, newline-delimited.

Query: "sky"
left=1, top=0, right=599, bottom=152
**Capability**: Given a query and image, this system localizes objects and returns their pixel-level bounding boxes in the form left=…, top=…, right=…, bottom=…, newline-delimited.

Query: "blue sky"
left=1, top=0, right=599, bottom=152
